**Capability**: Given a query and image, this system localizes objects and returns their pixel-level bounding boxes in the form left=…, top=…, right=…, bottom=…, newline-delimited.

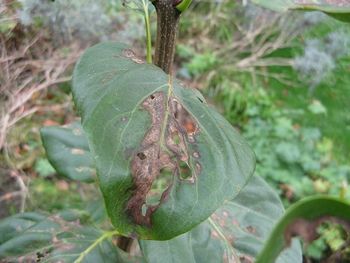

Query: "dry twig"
left=0, top=34, right=80, bottom=149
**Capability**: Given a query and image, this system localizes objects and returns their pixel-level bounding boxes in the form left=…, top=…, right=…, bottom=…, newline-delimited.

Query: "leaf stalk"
left=142, top=0, right=153, bottom=64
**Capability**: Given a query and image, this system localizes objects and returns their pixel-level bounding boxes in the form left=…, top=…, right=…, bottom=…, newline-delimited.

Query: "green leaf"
left=41, top=122, right=96, bottom=183
left=308, top=100, right=327, bottom=115
left=72, top=42, right=255, bottom=240
left=251, top=0, right=350, bottom=22
left=139, top=176, right=303, bottom=263
left=256, top=196, right=350, bottom=263
left=0, top=211, right=139, bottom=262
left=34, top=158, right=56, bottom=177
left=175, top=0, right=193, bottom=13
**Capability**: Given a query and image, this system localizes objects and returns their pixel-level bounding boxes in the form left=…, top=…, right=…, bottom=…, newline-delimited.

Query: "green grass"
left=259, top=18, right=350, bottom=162
left=268, top=58, right=350, bottom=162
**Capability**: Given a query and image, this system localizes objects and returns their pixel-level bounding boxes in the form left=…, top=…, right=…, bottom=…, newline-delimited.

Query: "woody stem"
left=152, top=0, right=181, bottom=74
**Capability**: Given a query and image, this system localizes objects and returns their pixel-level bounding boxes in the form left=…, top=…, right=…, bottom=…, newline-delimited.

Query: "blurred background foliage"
left=0, top=0, right=349, bottom=261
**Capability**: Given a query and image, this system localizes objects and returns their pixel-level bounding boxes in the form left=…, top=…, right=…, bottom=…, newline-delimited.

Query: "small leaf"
left=41, top=121, right=96, bottom=183
left=0, top=211, right=140, bottom=262
left=251, top=0, right=350, bottom=22
left=255, top=196, right=350, bottom=263
left=308, top=100, right=327, bottom=115
left=275, top=142, right=301, bottom=164
left=72, top=42, right=255, bottom=240
left=35, top=158, right=56, bottom=177
left=140, top=176, right=303, bottom=263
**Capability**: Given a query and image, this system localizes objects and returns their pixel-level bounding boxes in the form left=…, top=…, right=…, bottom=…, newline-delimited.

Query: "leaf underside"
left=72, top=42, right=255, bottom=240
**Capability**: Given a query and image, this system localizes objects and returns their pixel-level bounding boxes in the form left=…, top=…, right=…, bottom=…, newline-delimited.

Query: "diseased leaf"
left=72, top=42, right=255, bottom=240
left=140, top=176, right=303, bottom=263
left=251, top=0, right=350, bottom=22
left=255, top=196, right=350, bottom=263
left=0, top=211, right=140, bottom=263
left=41, top=122, right=96, bottom=183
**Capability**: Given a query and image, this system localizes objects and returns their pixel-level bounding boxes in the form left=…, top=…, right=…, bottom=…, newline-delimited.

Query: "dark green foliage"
left=140, top=176, right=302, bottom=263
left=37, top=111, right=301, bottom=262
left=2, top=1, right=350, bottom=262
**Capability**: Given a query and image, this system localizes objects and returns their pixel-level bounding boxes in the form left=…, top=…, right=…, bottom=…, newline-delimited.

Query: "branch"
left=152, top=0, right=181, bottom=73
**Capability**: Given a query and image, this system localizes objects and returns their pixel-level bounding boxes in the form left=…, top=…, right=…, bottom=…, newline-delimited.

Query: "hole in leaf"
left=146, top=168, right=173, bottom=207
left=150, top=94, right=155, bottom=100
left=172, top=132, right=181, bottom=145
left=141, top=204, right=147, bottom=216
left=179, top=161, right=192, bottom=180
left=137, top=152, right=146, bottom=160
left=197, top=97, right=204, bottom=103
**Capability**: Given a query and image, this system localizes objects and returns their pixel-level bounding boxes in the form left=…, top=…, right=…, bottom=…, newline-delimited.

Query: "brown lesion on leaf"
left=126, top=92, right=200, bottom=226
left=112, top=48, right=145, bottom=64
left=246, top=225, right=256, bottom=234
left=122, top=49, right=144, bottom=64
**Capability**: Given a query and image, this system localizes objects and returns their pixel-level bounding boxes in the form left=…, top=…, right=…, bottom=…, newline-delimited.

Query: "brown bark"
left=152, top=0, right=181, bottom=74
